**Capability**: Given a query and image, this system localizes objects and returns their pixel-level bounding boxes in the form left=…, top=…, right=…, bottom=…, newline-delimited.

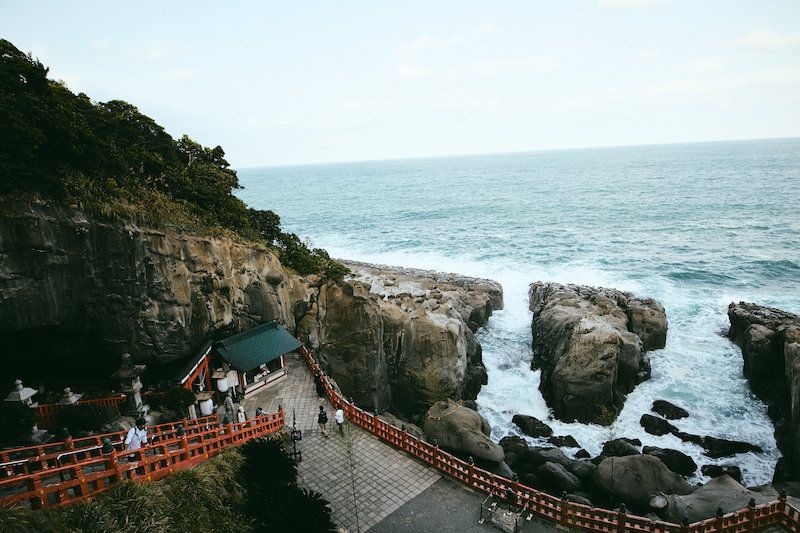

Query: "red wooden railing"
left=0, top=411, right=284, bottom=509
left=300, top=346, right=800, bottom=533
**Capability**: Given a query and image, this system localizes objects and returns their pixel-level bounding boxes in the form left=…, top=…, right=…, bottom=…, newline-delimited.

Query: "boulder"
left=547, top=435, right=580, bottom=448
left=602, top=438, right=640, bottom=458
left=652, top=400, right=689, bottom=420
left=643, top=446, right=697, bottom=476
left=594, top=455, right=693, bottom=511
left=702, top=436, right=763, bottom=459
left=423, top=400, right=504, bottom=463
left=538, top=462, right=581, bottom=492
left=512, top=414, right=553, bottom=438
left=640, top=414, right=679, bottom=436
left=566, top=459, right=597, bottom=486
left=700, top=464, right=742, bottom=483
left=529, top=447, right=573, bottom=469
left=529, top=282, right=667, bottom=424
left=655, top=475, right=779, bottom=523
left=499, top=435, right=529, bottom=469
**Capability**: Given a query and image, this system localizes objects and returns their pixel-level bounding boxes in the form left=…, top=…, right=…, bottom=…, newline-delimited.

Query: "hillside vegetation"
left=0, top=39, right=347, bottom=280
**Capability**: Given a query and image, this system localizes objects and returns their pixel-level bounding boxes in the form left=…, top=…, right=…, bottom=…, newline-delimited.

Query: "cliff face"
left=0, top=202, right=501, bottom=417
left=727, top=302, right=800, bottom=481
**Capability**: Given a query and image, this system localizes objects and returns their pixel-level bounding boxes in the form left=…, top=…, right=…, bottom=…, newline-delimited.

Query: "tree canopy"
left=0, top=39, right=347, bottom=280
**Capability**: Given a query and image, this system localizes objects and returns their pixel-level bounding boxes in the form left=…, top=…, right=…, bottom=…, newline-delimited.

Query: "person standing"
left=335, top=408, right=344, bottom=434
left=124, top=417, right=148, bottom=460
left=224, top=391, right=235, bottom=423
left=318, top=405, right=329, bottom=438
left=237, top=405, right=247, bottom=425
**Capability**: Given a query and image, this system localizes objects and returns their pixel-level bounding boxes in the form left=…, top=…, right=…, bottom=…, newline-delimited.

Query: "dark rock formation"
left=499, top=435, right=529, bottom=469
left=643, top=446, right=697, bottom=476
left=601, top=438, right=640, bottom=458
left=727, top=301, right=800, bottom=480
left=423, top=400, right=504, bottom=463
left=529, top=282, right=667, bottom=424
left=700, top=464, right=742, bottom=483
left=547, top=435, right=580, bottom=448
left=640, top=414, right=679, bottom=436
left=512, top=414, right=553, bottom=438
left=593, top=455, right=693, bottom=512
left=538, top=462, right=581, bottom=492
left=652, top=400, right=689, bottom=420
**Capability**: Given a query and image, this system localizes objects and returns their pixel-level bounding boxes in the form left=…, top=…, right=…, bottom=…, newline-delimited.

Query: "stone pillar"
left=110, top=353, right=149, bottom=418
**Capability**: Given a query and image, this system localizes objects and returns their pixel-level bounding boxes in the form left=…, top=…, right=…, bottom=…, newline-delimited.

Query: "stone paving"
left=242, top=352, right=441, bottom=532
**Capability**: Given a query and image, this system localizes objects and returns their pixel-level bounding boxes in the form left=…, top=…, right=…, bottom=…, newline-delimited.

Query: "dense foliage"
left=0, top=402, right=37, bottom=447
left=0, top=39, right=348, bottom=280
left=0, top=438, right=337, bottom=533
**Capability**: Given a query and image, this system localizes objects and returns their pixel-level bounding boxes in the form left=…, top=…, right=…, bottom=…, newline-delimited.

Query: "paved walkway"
left=243, top=352, right=441, bottom=532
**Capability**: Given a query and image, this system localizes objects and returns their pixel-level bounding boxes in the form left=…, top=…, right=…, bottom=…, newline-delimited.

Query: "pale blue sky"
left=3, top=1, right=799, bottom=167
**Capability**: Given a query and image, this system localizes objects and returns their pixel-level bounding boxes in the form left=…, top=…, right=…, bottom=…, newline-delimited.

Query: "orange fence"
left=35, top=392, right=169, bottom=431
left=300, top=346, right=800, bottom=533
left=0, top=411, right=284, bottom=509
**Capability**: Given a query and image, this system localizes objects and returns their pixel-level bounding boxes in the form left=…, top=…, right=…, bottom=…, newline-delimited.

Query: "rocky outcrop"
left=727, top=302, right=800, bottom=481
left=0, top=203, right=502, bottom=417
left=529, top=282, right=667, bottom=424
left=653, top=475, right=782, bottom=523
left=423, top=400, right=504, bottom=463
left=327, top=261, right=503, bottom=417
left=593, top=455, right=693, bottom=512
left=512, top=414, right=553, bottom=438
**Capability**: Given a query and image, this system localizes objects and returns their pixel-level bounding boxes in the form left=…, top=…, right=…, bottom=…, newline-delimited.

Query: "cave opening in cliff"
left=2, top=327, right=120, bottom=399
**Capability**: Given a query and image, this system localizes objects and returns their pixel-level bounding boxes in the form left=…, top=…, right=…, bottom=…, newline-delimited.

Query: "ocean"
left=236, top=137, right=800, bottom=485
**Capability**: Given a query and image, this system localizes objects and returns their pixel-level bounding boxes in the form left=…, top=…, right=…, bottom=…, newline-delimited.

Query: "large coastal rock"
left=529, top=282, right=667, bottom=424
left=423, top=400, right=504, bottom=463
left=727, top=302, right=800, bottom=480
left=328, top=261, right=503, bottom=417
left=0, top=203, right=502, bottom=418
left=593, top=455, right=692, bottom=512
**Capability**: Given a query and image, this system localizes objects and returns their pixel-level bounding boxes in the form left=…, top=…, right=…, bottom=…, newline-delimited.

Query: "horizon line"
left=235, top=135, right=800, bottom=171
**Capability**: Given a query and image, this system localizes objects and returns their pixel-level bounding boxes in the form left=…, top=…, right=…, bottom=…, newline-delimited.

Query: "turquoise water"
left=237, top=138, right=800, bottom=485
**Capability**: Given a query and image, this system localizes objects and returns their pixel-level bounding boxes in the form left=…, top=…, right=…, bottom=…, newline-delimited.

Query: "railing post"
left=714, top=507, right=724, bottom=531
left=468, top=456, right=475, bottom=488
left=561, top=491, right=570, bottom=526
left=680, top=517, right=690, bottom=533
left=510, top=473, right=519, bottom=507
left=778, top=489, right=787, bottom=514
left=617, top=503, right=627, bottom=533
left=102, top=437, right=122, bottom=483
left=26, top=476, right=45, bottom=510
left=432, top=439, right=439, bottom=468
left=746, top=498, right=756, bottom=531
left=177, top=424, right=189, bottom=463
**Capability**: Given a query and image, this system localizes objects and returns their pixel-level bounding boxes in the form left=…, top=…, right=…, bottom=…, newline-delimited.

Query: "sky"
left=2, top=1, right=800, bottom=168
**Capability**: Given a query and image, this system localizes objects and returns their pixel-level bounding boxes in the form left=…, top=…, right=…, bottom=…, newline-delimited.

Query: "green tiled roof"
left=216, top=321, right=303, bottom=372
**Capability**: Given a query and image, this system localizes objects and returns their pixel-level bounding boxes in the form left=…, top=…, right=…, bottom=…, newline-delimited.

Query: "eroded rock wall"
left=727, top=301, right=800, bottom=480
left=529, top=282, right=667, bottom=424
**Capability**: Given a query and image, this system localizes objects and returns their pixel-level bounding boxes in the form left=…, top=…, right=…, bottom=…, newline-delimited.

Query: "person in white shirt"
left=335, top=408, right=344, bottom=434
left=125, top=418, right=148, bottom=460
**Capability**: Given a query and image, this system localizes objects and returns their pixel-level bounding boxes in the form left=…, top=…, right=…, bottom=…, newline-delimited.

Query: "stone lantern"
left=4, top=379, right=49, bottom=443
left=56, top=387, right=83, bottom=405
left=110, top=353, right=148, bottom=418
left=4, top=379, right=39, bottom=407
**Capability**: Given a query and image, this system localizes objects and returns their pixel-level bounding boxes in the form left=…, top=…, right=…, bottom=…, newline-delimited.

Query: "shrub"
left=56, top=404, right=105, bottom=434
left=0, top=402, right=38, bottom=447
left=162, top=387, right=197, bottom=414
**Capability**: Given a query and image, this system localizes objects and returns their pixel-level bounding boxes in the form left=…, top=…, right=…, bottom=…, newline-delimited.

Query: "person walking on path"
left=335, top=408, right=344, bottom=434
left=318, top=405, right=329, bottom=438
left=237, top=405, right=247, bottom=426
left=124, top=417, right=148, bottom=460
